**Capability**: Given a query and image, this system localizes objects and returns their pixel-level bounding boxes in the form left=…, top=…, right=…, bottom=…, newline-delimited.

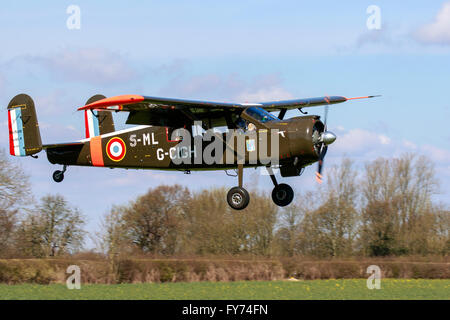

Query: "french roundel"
left=106, top=137, right=126, bottom=162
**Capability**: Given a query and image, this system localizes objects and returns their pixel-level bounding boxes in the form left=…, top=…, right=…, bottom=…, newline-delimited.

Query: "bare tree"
left=0, top=150, right=30, bottom=208
left=96, top=205, right=130, bottom=259
left=0, top=208, right=19, bottom=256
left=181, top=187, right=278, bottom=256
left=16, top=195, right=86, bottom=257
left=122, top=185, right=190, bottom=254
left=238, top=189, right=278, bottom=255
left=0, top=150, right=32, bottom=256
left=184, top=188, right=241, bottom=255
left=274, top=191, right=316, bottom=256
left=296, top=159, right=358, bottom=257
left=360, top=154, right=442, bottom=255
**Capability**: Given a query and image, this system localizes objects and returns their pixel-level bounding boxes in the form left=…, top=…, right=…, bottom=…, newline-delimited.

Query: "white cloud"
left=236, top=86, right=293, bottom=103
left=235, top=73, right=294, bottom=102
left=332, top=128, right=392, bottom=155
left=37, top=121, right=82, bottom=143
left=0, top=73, right=5, bottom=94
left=0, top=121, right=7, bottom=146
left=151, top=59, right=188, bottom=77
left=26, top=48, right=136, bottom=85
left=328, top=128, right=450, bottom=194
left=33, top=89, right=71, bottom=115
left=403, top=139, right=417, bottom=150
left=332, top=128, right=450, bottom=165
left=105, top=170, right=178, bottom=187
left=159, top=72, right=242, bottom=99
left=421, top=144, right=450, bottom=162
left=415, top=2, right=450, bottom=45
left=378, top=135, right=391, bottom=145
left=356, top=25, right=393, bottom=48
left=159, top=72, right=293, bottom=102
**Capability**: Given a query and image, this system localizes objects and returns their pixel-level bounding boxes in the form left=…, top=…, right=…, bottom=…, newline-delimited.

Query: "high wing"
left=259, top=95, right=379, bottom=111
left=78, top=94, right=378, bottom=128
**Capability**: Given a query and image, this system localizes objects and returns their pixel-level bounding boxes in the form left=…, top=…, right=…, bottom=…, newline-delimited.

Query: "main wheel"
left=272, top=183, right=294, bottom=207
left=52, top=170, right=64, bottom=183
left=227, top=186, right=250, bottom=210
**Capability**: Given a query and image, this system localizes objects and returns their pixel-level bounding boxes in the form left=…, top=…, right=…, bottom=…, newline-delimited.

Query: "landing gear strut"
left=227, top=163, right=250, bottom=210
left=52, top=165, right=67, bottom=183
left=267, top=166, right=294, bottom=207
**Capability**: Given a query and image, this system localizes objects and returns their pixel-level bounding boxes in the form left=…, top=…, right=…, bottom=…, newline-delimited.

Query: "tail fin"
left=7, top=94, right=42, bottom=156
left=84, top=94, right=115, bottom=138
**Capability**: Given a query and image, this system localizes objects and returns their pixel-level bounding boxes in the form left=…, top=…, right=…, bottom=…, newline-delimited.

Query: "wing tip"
left=346, top=95, right=381, bottom=101
left=77, top=94, right=145, bottom=111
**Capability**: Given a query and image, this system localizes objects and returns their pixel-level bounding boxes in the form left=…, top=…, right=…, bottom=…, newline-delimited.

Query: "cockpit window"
left=245, top=107, right=279, bottom=123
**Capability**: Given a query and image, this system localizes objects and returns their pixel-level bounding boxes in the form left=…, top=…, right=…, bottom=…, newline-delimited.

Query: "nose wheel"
left=52, top=165, right=67, bottom=183
left=272, top=183, right=294, bottom=206
left=267, top=166, right=294, bottom=207
left=226, top=163, right=250, bottom=210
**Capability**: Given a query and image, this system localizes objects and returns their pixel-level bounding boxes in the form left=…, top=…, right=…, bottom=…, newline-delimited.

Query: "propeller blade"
left=315, top=171, right=323, bottom=184
left=316, top=103, right=331, bottom=184
left=316, top=145, right=328, bottom=184
left=320, top=145, right=328, bottom=162
left=323, top=105, right=329, bottom=129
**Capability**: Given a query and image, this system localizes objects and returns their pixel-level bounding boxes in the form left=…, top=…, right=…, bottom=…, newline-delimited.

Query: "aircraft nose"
left=322, top=131, right=337, bottom=145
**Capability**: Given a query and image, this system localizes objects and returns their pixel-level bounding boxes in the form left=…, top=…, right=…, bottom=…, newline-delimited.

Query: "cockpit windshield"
left=245, top=107, right=279, bottom=123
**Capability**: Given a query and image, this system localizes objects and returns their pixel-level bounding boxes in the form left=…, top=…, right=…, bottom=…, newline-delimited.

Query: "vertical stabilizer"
left=7, top=94, right=42, bottom=156
left=84, top=94, right=115, bottom=138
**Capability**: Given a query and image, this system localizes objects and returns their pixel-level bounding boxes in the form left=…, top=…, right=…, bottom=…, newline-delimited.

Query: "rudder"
left=84, top=94, right=115, bottom=138
left=7, top=94, right=42, bottom=156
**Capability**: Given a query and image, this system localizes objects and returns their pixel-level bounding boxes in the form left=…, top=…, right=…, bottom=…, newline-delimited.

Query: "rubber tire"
left=52, top=170, right=64, bottom=183
left=272, top=183, right=294, bottom=207
left=227, top=187, right=250, bottom=210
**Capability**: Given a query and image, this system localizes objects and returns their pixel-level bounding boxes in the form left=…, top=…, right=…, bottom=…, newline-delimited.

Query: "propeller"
left=315, top=146, right=328, bottom=184
left=315, top=104, right=336, bottom=184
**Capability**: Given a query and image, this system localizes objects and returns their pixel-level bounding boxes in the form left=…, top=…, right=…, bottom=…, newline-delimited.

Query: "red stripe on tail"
left=84, top=110, right=90, bottom=138
left=7, top=110, right=15, bottom=155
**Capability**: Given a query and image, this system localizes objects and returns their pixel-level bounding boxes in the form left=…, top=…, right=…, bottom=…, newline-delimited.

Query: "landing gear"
left=52, top=165, right=67, bottom=183
left=52, top=171, right=64, bottom=183
left=227, top=163, right=250, bottom=210
left=266, top=166, right=294, bottom=207
left=225, top=164, right=295, bottom=209
left=272, top=183, right=294, bottom=207
left=227, top=187, right=250, bottom=210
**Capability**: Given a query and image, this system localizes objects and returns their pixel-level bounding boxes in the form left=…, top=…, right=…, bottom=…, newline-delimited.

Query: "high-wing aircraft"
left=7, top=93, right=377, bottom=210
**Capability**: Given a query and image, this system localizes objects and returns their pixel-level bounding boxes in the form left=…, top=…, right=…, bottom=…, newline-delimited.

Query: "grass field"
left=0, top=279, right=448, bottom=300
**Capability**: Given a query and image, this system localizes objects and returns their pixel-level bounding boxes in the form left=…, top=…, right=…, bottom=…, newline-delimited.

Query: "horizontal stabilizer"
left=42, top=142, right=84, bottom=149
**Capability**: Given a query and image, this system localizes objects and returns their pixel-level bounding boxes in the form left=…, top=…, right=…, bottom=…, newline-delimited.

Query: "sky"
left=1, top=1, right=449, bottom=246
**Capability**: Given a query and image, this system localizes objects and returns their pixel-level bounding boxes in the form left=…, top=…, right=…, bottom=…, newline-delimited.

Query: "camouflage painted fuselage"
left=46, top=116, right=322, bottom=171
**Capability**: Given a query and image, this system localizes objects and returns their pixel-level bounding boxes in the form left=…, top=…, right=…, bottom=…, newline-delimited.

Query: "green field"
left=0, top=279, right=448, bottom=300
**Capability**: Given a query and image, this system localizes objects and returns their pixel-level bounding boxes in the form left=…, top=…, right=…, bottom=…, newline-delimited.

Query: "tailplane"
left=7, top=94, right=42, bottom=156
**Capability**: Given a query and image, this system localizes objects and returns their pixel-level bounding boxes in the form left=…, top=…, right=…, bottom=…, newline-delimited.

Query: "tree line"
left=0, top=149, right=448, bottom=259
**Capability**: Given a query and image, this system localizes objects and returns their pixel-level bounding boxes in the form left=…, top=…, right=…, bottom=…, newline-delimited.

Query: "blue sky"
left=1, top=1, right=449, bottom=245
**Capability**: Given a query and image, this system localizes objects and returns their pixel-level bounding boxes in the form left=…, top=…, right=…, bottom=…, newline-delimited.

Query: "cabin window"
left=245, top=107, right=279, bottom=123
